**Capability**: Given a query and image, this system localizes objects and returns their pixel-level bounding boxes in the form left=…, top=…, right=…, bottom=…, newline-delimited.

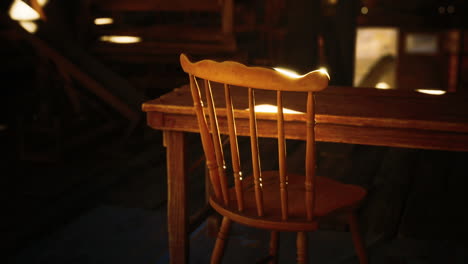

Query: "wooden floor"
left=8, top=205, right=468, bottom=264
left=3, top=119, right=468, bottom=263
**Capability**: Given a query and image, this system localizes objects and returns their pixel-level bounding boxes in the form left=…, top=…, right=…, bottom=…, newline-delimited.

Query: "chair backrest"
left=180, top=53, right=329, bottom=221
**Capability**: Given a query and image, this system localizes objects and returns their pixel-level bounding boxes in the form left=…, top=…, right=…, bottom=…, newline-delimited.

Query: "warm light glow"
left=274, top=67, right=330, bottom=80
left=19, top=21, right=38, bottom=33
left=247, top=104, right=303, bottom=114
left=318, top=67, right=330, bottom=79
left=9, top=0, right=40, bottom=21
left=361, top=6, right=369, bottom=15
left=415, top=89, right=446, bottom=95
left=37, top=0, right=49, bottom=7
left=94, top=17, right=114, bottom=25
left=375, top=82, right=391, bottom=89
left=274, top=67, right=301, bottom=78
left=354, top=27, right=398, bottom=87
left=99, top=35, right=142, bottom=44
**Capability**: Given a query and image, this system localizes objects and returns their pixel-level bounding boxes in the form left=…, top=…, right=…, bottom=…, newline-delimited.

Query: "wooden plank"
left=146, top=111, right=468, bottom=152
left=93, top=40, right=237, bottom=57
left=87, top=0, right=236, bottom=66
left=143, top=85, right=468, bottom=133
left=92, top=0, right=221, bottom=12
left=94, top=25, right=230, bottom=43
left=316, top=124, right=468, bottom=152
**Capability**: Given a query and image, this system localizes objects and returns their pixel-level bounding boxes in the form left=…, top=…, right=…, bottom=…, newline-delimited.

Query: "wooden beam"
left=91, top=0, right=221, bottom=12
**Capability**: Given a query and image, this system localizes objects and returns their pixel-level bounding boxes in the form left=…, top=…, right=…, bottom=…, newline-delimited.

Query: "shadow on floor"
left=9, top=205, right=468, bottom=264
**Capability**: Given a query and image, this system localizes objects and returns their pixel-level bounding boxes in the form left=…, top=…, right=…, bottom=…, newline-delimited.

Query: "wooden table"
left=142, top=85, right=468, bottom=263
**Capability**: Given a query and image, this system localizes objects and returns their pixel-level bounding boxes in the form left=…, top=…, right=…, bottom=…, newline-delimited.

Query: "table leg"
left=164, top=131, right=188, bottom=264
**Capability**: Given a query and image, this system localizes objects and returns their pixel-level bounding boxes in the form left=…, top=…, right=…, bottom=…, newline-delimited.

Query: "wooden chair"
left=180, top=53, right=368, bottom=264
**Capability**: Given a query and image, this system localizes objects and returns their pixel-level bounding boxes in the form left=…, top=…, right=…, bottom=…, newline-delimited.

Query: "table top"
left=142, top=85, right=468, bottom=151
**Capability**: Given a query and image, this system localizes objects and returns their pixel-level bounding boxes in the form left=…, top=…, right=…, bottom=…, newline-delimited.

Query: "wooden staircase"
left=80, top=0, right=237, bottom=63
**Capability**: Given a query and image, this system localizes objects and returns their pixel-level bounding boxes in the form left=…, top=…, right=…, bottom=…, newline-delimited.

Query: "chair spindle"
left=296, top=231, right=308, bottom=264
left=224, top=84, right=244, bottom=211
left=305, top=91, right=316, bottom=220
left=277, top=91, right=288, bottom=220
left=248, top=87, right=264, bottom=216
left=204, top=79, right=230, bottom=206
left=269, top=231, right=280, bottom=263
left=188, top=75, right=223, bottom=201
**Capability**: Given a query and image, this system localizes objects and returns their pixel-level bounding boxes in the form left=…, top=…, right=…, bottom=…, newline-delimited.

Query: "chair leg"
left=349, top=212, right=368, bottom=264
left=296, top=231, right=308, bottom=264
left=268, top=231, right=279, bottom=264
left=210, top=217, right=232, bottom=264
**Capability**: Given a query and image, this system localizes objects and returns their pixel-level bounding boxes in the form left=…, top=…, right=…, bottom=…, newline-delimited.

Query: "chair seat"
left=210, top=171, right=367, bottom=231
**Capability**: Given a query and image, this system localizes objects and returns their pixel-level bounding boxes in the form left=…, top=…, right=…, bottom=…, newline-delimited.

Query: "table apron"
left=147, top=112, right=468, bottom=152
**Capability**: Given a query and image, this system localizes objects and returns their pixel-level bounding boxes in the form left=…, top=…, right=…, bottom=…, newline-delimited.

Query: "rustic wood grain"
left=277, top=91, right=288, bottom=220
left=143, top=84, right=468, bottom=151
left=349, top=213, right=369, bottom=264
left=269, top=231, right=279, bottom=264
left=189, top=75, right=223, bottom=201
left=296, top=231, right=307, bottom=264
left=170, top=54, right=368, bottom=264
left=164, top=131, right=188, bottom=264
left=210, top=217, right=231, bottom=264
left=204, top=79, right=230, bottom=206
left=225, top=84, right=244, bottom=211
left=143, top=77, right=468, bottom=263
left=305, top=92, right=316, bottom=220
left=249, top=87, right=265, bottom=217
left=180, top=54, right=329, bottom=92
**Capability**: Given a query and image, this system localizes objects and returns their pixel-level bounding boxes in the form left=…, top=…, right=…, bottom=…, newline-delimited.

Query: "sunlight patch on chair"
left=274, top=67, right=302, bottom=78
left=274, top=67, right=330, bottom=80
left=318, top=67, right=329, bottom=77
